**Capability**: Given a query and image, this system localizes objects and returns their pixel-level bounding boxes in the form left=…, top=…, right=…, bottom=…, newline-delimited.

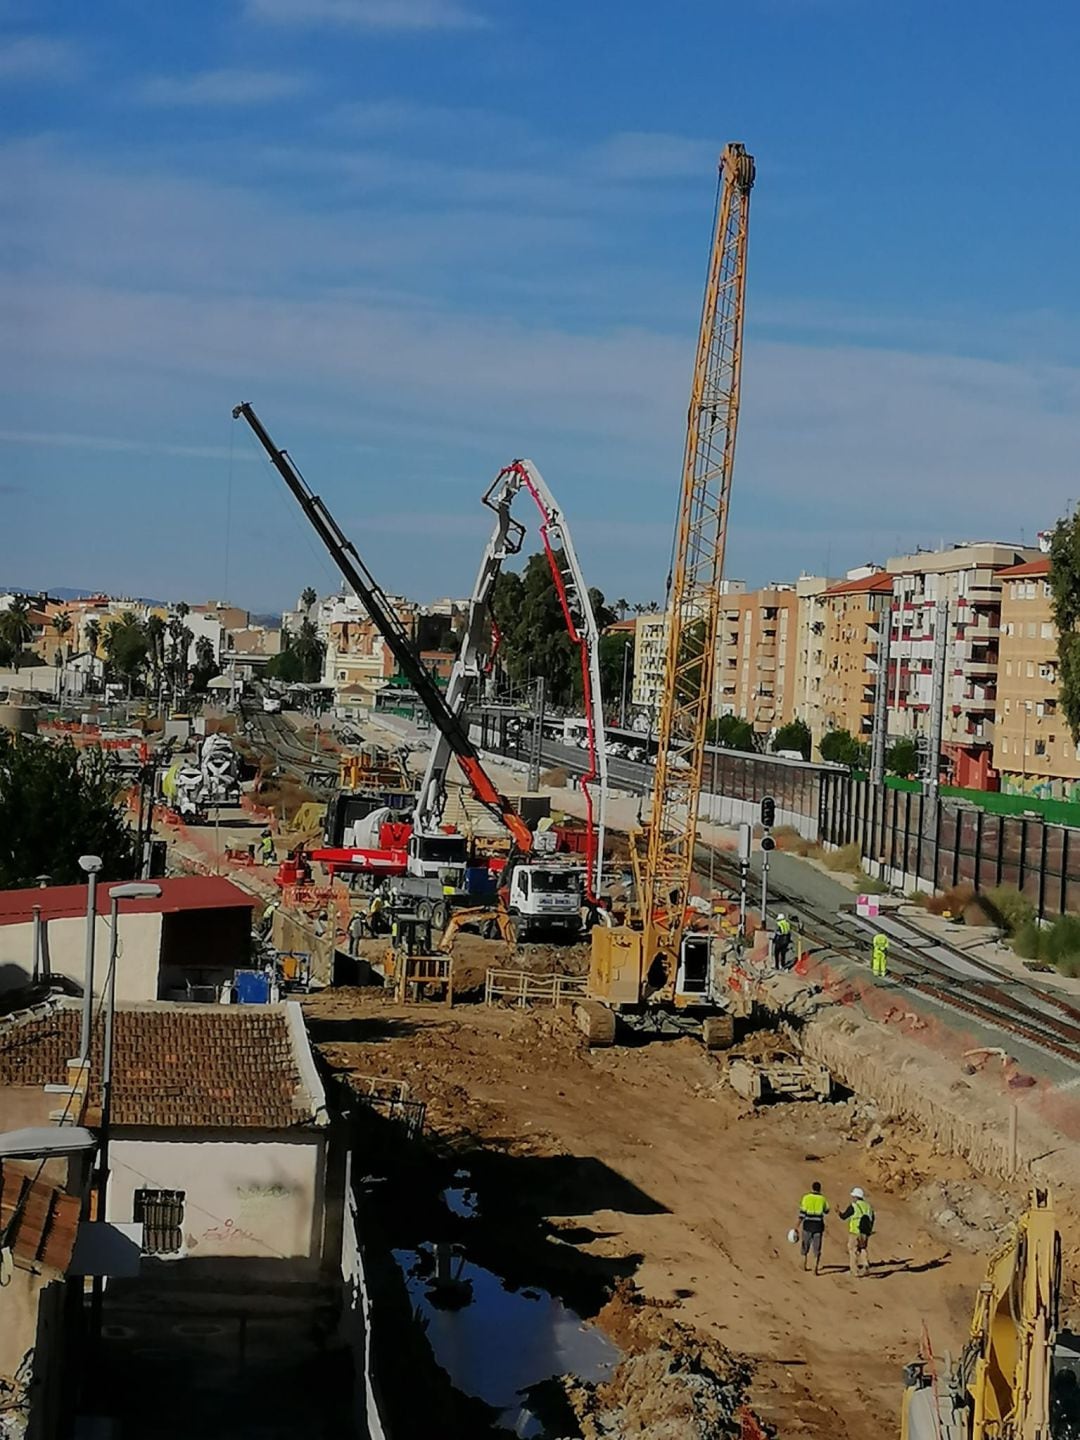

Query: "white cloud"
left=0, top=35, right=81, bottom=80
left=243, top=0, right=487, bottom=30
left=136, top=68, right=309, bottom=107
left=586, top=131, right=717, bottom=182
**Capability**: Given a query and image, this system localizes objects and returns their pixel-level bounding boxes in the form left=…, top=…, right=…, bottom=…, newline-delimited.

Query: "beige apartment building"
left=886, top=542, right=1037, bottom=789
left=820, top=570, right=894, bottom=742
left=793, top=574, right=833, bottom=748
left=632, top=611, right=668, bottom=715
left=714, top=585, right=797, bottom=738
left=993, top=556, right=1080, bottom=800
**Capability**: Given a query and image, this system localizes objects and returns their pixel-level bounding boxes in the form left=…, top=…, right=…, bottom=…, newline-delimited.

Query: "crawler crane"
left=578, top=141, right=755, bottom=1048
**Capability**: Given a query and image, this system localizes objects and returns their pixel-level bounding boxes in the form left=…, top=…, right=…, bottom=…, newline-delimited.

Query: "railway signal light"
left=760, top=795, right=775, bottom=829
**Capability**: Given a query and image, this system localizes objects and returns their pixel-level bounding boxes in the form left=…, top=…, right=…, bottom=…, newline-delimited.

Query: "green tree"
left=301, top=586, right=317, bottom=612
left=491, top=551, right=616, bottom=708
left=104, top=612, right=149, bottom=691
left=0, top=734, right=138, bottom=888
left=772, top=718, right=811, bottom=759
left=0, top=599, right=33, bottom=671
left=820, top=728, right=868, bottom=767
left=706, top=713, right=758, bottom=751
left=885, top=736, right=919, bottom=777
left=1049, top=515, right=1080, bottom=740
left=50, top=611, right=73, bottom=697
left=85, top=617, right=101, bottom=657
left=266, top=645, right=304, bottom=683
left=598, top=632, right=634, bottom=713
left=267, top=620, right=324, bottom=684
left=614, top=598, right=629, bottom=621
left=191, top=635, right=220, bottom=692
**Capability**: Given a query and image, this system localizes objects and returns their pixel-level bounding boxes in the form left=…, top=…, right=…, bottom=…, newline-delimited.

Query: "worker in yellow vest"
left=839, top=1187, right=875, bottom=1276
left=871, top=932, right=889, bottom=979
left=794, top=1180, right=829, bottom=1274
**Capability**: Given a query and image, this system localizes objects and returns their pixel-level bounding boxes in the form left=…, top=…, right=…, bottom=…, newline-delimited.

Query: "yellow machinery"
left=901, top=1188, right=1062, bottom=1440
left=579, top=142, right=755, bottom=1049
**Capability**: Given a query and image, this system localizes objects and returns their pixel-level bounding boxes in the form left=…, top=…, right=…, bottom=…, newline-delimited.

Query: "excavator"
left=901, top=1188, right=1069, bottom=1439
left=576, top=141, right=755, bottom=1049
left=232, top=403, right=607, bottom=939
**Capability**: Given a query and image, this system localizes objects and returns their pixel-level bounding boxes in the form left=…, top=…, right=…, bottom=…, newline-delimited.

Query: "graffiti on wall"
left=1001, top=772, right=1080, bottom=804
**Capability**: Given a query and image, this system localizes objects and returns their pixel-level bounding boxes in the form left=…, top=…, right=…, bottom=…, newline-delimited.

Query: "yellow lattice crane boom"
left=580, top=143, right=755, bottom=1049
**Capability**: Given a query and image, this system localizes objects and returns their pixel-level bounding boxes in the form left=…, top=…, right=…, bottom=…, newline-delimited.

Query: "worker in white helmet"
left=772, top=912, right=793, bottom=969
left=838, top=1187, right=875, bottom=1277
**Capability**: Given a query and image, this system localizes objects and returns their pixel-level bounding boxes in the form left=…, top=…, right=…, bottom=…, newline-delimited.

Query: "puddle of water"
left=394, top=1246, right=620, bottom=1432
left=442, top=1185, right=480, bottom=1219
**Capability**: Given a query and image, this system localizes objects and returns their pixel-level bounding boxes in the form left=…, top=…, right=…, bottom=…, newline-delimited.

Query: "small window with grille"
left=133, top=1188, right=185, bottom=1255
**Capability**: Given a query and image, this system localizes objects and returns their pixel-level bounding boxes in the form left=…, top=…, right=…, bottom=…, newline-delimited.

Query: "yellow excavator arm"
left=901, top=1188, right=1061, bottom=1440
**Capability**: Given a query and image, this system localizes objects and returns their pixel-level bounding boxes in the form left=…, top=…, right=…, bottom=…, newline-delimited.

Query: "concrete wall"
left=0, top=913, right=162, bottom=1000
left=108, top=1133, right=324, bottom=1263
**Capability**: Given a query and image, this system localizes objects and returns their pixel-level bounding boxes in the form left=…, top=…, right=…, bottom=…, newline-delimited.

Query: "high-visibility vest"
left=848, top=1199, right=874, bottom=1234
left=778, top=917, right=791, bottom=935
left=872, top=934, right=888, bottom=954
left=799, top=1192, right=828, bottom=1218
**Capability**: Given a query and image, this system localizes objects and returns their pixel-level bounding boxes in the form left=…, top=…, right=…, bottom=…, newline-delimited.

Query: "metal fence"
left=819, top=770, right=1080, bottom=921
left=484, top=969, right=587, bottom=1008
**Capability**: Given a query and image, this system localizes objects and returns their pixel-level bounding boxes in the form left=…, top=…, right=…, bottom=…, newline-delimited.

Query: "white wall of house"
left=0, top=912, right=162, bottom=999
left=108, top=1134, right=324, bottom=1261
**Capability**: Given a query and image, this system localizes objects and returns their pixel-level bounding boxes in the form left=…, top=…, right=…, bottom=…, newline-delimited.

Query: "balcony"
left=961, top=654, right=999, bottom=676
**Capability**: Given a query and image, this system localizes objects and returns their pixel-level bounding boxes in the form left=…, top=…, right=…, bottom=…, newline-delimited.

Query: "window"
left=1035, top=740, right=1046, bottom=757
left=1005, top=661, right=1012, bottom=677
left=1027, top=662, right=1035, bottom=678
left=1042, top=622, right=1055, bottom=640
left=1027, top=622, right=1037, bottom=638
left=134, top=1188, right=185, bottom=1255
left=1004, top=699, right=1011, bottom=713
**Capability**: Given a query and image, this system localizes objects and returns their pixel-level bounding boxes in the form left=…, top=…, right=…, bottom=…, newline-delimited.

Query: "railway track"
left=703, top=847, right=1080, bottom=1070
left=238, top=702, right=337, bottom=789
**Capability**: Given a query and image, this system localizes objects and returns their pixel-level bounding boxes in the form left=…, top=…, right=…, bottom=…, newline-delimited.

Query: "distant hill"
left=1, top=584, right=167, bottom=605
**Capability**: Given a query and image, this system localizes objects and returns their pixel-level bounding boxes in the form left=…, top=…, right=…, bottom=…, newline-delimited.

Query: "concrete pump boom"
left=414, top=459, right=608, bottom=900
left=232, top=401, right=532, bottom=854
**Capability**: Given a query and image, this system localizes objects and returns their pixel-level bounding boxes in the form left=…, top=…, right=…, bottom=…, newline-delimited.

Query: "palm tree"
left=145, top=614, right=166, bottom=703
left=301, top=586, right=317, bottom=613
left=85, top=617, right=101, bottom=656
left=104, top=612, right=149, bottom=696
left=50, top=611, right=73, bottom=698
left=0, top=602, right=33, bottom=672
left=614, top=598, right=630, bottom=621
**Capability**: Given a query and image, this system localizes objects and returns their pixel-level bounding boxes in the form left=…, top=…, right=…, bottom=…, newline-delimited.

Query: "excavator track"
left=574, top=999, right=617, bottom=1048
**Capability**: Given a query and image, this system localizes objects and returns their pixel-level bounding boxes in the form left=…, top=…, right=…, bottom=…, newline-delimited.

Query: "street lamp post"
left=90, top=882, right=161, bottom=1347
left=619, top=641, right=631, bottom=730
left=78, top=856, right=103, bottom=1062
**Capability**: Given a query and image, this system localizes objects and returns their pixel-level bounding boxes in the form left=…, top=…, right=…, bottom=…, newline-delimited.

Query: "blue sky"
left=3, top=0, right=1080, bottom=612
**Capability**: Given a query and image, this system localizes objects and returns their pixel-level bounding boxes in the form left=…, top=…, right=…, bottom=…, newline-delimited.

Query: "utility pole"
left=924, top=600, right=948, bottom=802
left=527, top=676, right=545, bottom=792
left=869, top=602, right=893, bottom=786
left=619, top=641, right=631, bottom=729
left=78, top=855, right=102, bottom=1062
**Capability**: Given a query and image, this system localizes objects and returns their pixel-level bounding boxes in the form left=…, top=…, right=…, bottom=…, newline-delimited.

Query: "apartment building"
left=993, top=556, right=1080, bottom=800
left=323, top=592, right=419, bottom=699
left=793, top=575, right=833, bottom=748
left=820, top=570, right=893, bottom=742
left=714, top=584, right=797, bottom=738
left=885, top=542, right=1037, bottom=789
left=632, top=611, right=668, bottom=715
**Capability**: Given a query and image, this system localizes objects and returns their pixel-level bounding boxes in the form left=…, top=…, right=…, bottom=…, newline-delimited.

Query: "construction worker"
left=368, top=891, right=386, bottom=936
left=839, top=1187, right=875, bottom=1277
left=794, top=1180, right=829, bottom=1274
left=259, top=828, right=276, bottom=865
left=772, top=913, right=793, bottom=970
left=871, top=931, right=889, bottom=979
left=347, top=909, right=366, bottom=955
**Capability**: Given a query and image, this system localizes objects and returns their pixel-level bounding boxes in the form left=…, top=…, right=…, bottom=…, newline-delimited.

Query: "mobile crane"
left=232, top=404, right=606, bottom=936
left=578, top=141, right=755, bottom=1048
left=901, top=1188, right=1064, bottom=1440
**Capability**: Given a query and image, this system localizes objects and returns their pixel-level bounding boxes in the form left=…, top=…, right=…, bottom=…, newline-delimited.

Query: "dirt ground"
left=303, top=981, right=1019, bottom=1439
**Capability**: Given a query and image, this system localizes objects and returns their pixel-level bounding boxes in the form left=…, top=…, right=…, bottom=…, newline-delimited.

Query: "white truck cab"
left=508, top=862, right=583, bottom=940
left=406, top=831, right=469, bottom=883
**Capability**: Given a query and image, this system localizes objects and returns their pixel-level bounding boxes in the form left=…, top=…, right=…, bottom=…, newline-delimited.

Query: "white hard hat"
left=786, top=1228, right=799, bottom=1244
left=850, top=1187, right=865, bottom=1200
left=777, top=912, right=786, bottom=920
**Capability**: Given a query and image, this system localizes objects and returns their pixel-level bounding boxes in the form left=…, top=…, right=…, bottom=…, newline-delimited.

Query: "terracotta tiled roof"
left=998, top=557, right=1050, bottom=578
left=824, top=572, right=894, bottom=597
left=0, top=1160, right=80, bottom=1274
left=0, top=876, right=257, bottom=927
left=0, top=1004, right=310, bottom=1130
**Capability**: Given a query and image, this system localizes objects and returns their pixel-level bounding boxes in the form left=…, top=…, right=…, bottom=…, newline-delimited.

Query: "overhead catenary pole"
left=869, top=600, right=893, bottom=786
left=925, top=600, right=949, bottom=801
left=78, top=855, right=103, bottom=1062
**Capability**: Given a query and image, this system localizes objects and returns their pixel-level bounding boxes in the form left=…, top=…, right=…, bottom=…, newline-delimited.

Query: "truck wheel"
left=432, top=901, right=450, bottom=931
left=416, top=899, right=434, bottom=923
left=574, top=1000, right=617, bottom=1047
left=702, top=1015, right=736, bottom=1052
